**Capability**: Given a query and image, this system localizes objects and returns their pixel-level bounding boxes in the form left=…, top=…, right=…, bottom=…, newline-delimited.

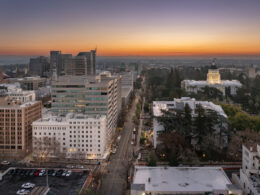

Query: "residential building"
left=51, top=72, right=121, bottom=142
left=233, top=144, right=260, bottom=195
left=131, top=166, right=242, bottom=195
left=153, top=97, right=227, bottom=148
left=0, top=96, right=42, bottom=157
left=0, top=83, right=36, bottom=103
left=182, top=64, right=242, bottom=96
left=77, top=50, right=96, bottom=75
left=29, top=56, right=50, bottom=77
left=32, top=113, right=107, bottom=159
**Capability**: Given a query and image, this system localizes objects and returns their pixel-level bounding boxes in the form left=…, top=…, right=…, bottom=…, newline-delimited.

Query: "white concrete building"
left=32, top=113, right=107, bottom=159
left=131, top=166, right=242, bottom=195
left=182, top=67, right=242, bottom=96
left=153, top=97, right=227, bottom=148
left=0, top=83, right=36, bottom=103
left=233, top=144, right=260, bottom=195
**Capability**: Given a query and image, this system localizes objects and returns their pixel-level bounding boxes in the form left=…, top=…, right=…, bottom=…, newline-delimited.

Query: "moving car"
left=21, top=182, right=35, bottom=189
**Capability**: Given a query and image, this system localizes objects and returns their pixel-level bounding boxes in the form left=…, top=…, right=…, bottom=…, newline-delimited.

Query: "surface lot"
left=0, top=169, right=89, bottom=195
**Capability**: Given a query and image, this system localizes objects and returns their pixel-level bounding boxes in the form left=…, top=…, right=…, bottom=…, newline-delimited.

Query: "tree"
left=147, top=151, right=157, bottom=166
left=168, top=149, right=179, bottom=166
left=33, top=136, right=66, bottom=164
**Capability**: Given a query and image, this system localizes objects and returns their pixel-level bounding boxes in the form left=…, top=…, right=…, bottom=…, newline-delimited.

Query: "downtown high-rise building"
left=29, top=56, right=50, bottom=77
left=51, top=72, right=121, bottom=146
left=77, top=50, right=96, bottom=75
left=50, top=50, right=96, bottom=76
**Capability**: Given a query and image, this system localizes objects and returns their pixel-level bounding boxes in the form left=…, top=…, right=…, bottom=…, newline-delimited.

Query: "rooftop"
left=33, top=113, right=106, bottom=124
left=153, top=97, right=227, bottom=118
left=132, top=166, right=231, bottom=193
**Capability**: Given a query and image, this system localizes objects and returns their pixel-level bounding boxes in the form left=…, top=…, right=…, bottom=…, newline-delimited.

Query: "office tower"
left=29, top=56, right=50, bottom=77
left=50, top=51, right=61, bottom=71
left=51, top=72, right=121, bottom=140
left=0, top=96, right=42, bottom=157
left=32, top=113, right=107, bottom=159
left=77, top=49, right=96, bottom=75
left=65, top=56, right=87, bottom=76
left=57, top=54, right=73, bottom=76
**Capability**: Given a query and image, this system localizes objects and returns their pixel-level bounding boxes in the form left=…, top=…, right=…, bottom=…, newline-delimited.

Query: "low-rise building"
left=32, top=113, right=107, bottom=159
left=131, top=166, right=242, bottom=195
left=0, top=83, right=36, bottom=103
left=233, top=144, right=260, bottom=195
left=153, top=97, right=227, bottom=148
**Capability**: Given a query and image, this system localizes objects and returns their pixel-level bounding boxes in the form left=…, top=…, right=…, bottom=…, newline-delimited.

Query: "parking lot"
left=0, top=168, right=89, bottom=195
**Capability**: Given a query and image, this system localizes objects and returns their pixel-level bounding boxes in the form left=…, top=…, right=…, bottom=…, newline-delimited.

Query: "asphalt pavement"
left=99, top=96, right=138, bottom=195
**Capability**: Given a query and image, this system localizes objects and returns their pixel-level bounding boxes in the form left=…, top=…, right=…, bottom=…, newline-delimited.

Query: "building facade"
left=0, top=83, right=36, bottom=103
left=0, top=97, right=42, bottom=157
left=233, top=144, right=260, bottom=195
left=77, top=50, right=96, bottom=75
left=29, top=56, right=50, bottom=77
left=131, top=166, right=241, bottom=195
left=51, top=72, right=121, bottom=143
left=182, top=67, right=242, bottom=96
left=32, top=113, right=107, bottom=159
left=152, top=97, right=228, bottom=148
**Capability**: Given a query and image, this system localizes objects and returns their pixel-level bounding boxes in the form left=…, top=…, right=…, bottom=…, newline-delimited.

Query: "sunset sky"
left=1, top=0, right=260, bottom=56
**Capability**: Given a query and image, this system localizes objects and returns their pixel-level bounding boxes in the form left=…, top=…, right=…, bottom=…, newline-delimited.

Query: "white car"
left=62, top=170, right=67, bottom=176
left=66, top=170, right=72, bottom=177
left=21, top=182, right=35, bottom=189
left=1, top=160, right=10, bottom=165
left=16, top=189, right=30, bottom=195
left=39, top=169, right=46, bottom=176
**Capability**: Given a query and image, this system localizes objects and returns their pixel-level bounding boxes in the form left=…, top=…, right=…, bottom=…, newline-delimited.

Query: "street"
left=99, top=95, right=139, bottom=195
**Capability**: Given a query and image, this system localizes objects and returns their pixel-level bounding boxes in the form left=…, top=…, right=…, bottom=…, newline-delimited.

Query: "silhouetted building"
left=65, top=56, right=87, bottom=76
left=50, top=51, right=61, bottom=72
left=77, top=50, right=96, bottom=75
left=29, top=56, right=50, bottom=77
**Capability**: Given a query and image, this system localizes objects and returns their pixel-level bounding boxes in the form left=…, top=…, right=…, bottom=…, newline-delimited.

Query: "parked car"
left=62, top=171, right=67, bottom=177
left=29, top=170, right=35, bottom=176
left=21, top=182, right=35, bottom=189
left=7, top=169, right=14, bottom=175
left=16, top=189, right=30, bottom=195
left=33, top=170, right=40, bottom=176
left=39, top=169, right=46, bottom=176
left=56, top=169, right=63, bottom=177
left=52, top=170, right=57, bottom=177
left=66, top=170, right=72, bottom=177
left=48, top=169, right=54, bottom=176
left=1, top=160, right=10, bottom=165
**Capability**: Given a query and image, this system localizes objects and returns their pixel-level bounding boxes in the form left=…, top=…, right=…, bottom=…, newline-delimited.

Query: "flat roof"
left=133, top=166, right=231, bottom=193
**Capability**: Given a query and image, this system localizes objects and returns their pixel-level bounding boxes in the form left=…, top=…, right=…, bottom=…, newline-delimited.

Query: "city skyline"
left=1, top=0, right=260, bottom=56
